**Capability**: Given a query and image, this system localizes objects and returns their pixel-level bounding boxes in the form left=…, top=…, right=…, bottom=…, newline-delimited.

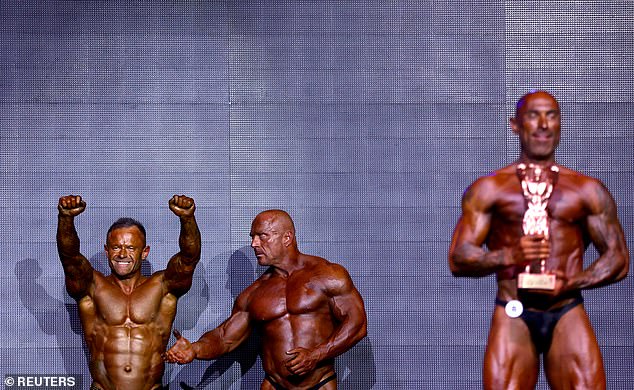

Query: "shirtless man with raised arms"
left=57, top=194, right=201, bottom=389
left=165, top=209, right=367, bottom=389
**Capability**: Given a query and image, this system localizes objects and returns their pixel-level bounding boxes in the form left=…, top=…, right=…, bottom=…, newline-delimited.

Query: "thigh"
left=544, top=305, right=605, bottom=390
left=483, top=305, right=539, bottom=390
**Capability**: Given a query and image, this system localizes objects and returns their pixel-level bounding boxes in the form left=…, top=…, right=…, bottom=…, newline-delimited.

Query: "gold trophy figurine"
left=516, top=163, right=559, bottom=290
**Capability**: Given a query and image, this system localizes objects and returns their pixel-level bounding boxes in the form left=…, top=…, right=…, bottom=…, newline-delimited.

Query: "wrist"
left=179, top=214, right=196, bottom=222
left=191, top=341, right=201, bottom=359
left=313, top=345, right=327, bottom=362
left=501, top=247, right=514, bottom=267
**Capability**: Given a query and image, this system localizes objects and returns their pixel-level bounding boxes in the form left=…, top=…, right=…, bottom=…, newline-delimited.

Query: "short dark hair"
left=107, top=217, right=147, bottom=243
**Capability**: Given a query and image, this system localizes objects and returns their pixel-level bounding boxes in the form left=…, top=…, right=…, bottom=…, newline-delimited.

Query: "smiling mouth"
left=532, top=136, right=553, bottom=144
left=115, top=259, right=133, bottom=265
left=533, top=132, right=552, bottom=139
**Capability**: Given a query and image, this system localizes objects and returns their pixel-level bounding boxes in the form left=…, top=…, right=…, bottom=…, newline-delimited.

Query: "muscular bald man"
left=165, top=209, right=367, bottom=389
left=448, top=91, right=629, bottom=389
left=57, top=194, right=201, bottom=389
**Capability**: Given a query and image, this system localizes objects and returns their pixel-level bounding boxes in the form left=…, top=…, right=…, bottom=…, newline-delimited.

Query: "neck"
left=111, top=272, right=143, bottom=294
left=272, top=249, right=302, bottom=276
left=516, top=155, right=556, bottom=167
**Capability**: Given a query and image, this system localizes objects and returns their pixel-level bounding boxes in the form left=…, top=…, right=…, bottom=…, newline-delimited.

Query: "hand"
left=169, top=195, right=195, bottom=218
left=285, top=347, right=320, bottom=377
left=58, top=195, right=86, bottom=217
left=513, top=234, right=550, bottom=265
left=164, top=329, right=196, bottom=364
left=538, top=270, right=570, bottom=297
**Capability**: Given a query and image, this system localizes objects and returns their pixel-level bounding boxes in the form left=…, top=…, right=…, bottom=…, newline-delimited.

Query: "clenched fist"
left=58, top=195, right=86, bottom=217
left=169, top=195, right=195, bottom=218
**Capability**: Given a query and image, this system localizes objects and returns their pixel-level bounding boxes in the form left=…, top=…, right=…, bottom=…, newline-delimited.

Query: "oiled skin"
left=448, top=91, right=629, bottom=390
left=166, top=210, right=367, bottom=390
left=57, top=195, right=201, bottom=389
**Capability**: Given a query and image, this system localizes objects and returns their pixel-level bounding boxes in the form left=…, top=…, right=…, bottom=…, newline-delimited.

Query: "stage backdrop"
left=1, top=1, right=632, bottom=389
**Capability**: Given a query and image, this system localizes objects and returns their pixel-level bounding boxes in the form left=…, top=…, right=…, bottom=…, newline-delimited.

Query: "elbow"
left=615, top=252, right=630, bottom=281
left=448, top=247, right=495, bottom=278
left=618, top=263, right=629, bottom=281
left=448, top=256, right=467, bottom=277
left=448, top=247, right=471, bottom=277
left=349, top=318, right=368, bottom=346
left=181, top=246, right=202, bottom=263
left=358, top=321, right=368, bottom=341
left=347, top=325, right=367, bottom=351
left=449, top=262, right=490, bottom=278
left=184, top=254, right=202, bottom=267
left=449, top=263, right=462, bottom=277
left=450, top=269, right=475, bottom=278
left=448, top=254, right=457, bottom=276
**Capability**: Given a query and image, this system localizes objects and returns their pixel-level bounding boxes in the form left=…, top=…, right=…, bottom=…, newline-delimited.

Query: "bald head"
left=515, top=90, right=559, bottom=117
left=254, top=209, right=296, bottom=236
left=250, top=210, right=299, bottom=265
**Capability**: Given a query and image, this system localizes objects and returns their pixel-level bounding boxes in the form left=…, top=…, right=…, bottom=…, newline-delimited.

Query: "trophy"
left=516, top=163, right=559, bottom=290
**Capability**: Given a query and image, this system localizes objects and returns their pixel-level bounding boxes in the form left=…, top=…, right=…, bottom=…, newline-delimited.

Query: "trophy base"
left=518, top=272, right=556, bottom=290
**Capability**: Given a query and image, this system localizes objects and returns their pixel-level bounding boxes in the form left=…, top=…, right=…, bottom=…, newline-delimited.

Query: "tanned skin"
left=448, top=91, right=629, bottom=390
left=57, top=195, right=201, bottom=390
left=165, top=210, right=367, bottom=390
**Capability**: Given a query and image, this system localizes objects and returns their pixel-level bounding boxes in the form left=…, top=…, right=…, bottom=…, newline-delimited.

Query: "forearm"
left=178, top=215, right=201, bottom=265
left=567, top=250, right=629, bottom=291
left=190, top=310, right=251, bottom=360
left=313, top=319, right=367, bottom=362
left=164, top=215, right=201, bottom=296
left=56, top=215, right=81, bottom=259
left=577, top=184, right=630, bottom=290
left=56, top=214, right=92, bottom=297
left=450, top=244, right=513, bottom=277
left=191, top=328, right=238, bottom=360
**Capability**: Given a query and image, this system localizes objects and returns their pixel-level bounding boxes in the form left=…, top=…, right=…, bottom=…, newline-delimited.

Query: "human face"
left=510, top=92, right=561, bottom=163
left=250, top=215, right=286, bottom=267
left=104, top=226, right=149, bottom=279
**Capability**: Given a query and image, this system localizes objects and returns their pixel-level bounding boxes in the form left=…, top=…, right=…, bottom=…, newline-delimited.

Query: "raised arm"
left=286, top=264, right=367, bottom=376
left=566, top=180, right=629, bottom=291
left=165, top=290, right=253, bottom=363
left=164, top=195, right=202, bottom=297
left=56, top=195, right=94, bottom=300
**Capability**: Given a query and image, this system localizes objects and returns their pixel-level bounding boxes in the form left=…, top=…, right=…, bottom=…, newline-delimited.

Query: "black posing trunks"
left=495, top=296, right=584, bottom=354
left=265, top=374, right=337, bottom=390
left=91, top=383, right=167, bottom=390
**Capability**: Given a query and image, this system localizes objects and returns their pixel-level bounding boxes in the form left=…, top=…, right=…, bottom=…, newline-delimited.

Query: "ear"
left=142, top=246, right=150, bottom=260
left=283, top=231, right=293, bottom=247
left=509, top=117, right=520, bottom=135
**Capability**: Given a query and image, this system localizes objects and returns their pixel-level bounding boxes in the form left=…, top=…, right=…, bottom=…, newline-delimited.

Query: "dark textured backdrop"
left=1, top=1, right=632, bottom=388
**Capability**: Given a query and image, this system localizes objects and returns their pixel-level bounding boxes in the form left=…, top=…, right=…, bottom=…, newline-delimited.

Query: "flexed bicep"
left=582, top=181, right=629, bottom=285
left=448, top=185, right=496, bottom=275
left=447, top=175, right=525, bottom=277
left=314, top=265, right=367, bottom=362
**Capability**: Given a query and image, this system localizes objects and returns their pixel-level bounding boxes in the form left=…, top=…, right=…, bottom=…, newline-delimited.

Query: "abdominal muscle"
left=87, top=320, right=167, bottom=389
left=259, top=313, right=336, bottom=387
